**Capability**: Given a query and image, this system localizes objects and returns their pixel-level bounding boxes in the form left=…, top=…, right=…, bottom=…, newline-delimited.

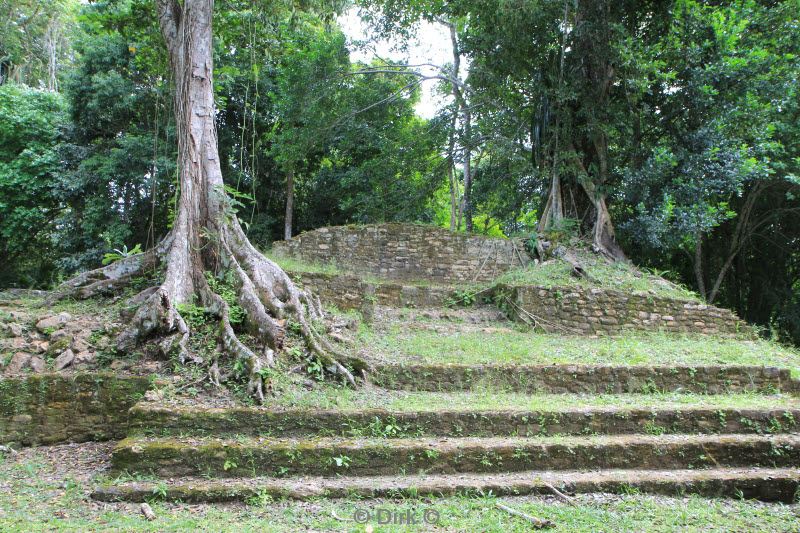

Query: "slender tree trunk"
left=447, top=20, right=473, bottom=233
left=447, top=160, right=458, bottom=231
left=284, top=167, right=294, bottom=240
left=444, top=94, right=459, bottom=231
left=462, top=105, right=473, bottom=233
left=694, top=229, right=707, bottom=299
left=45, top=21, right=58, bottom=92
left=706, top=182, right=766, bottom=303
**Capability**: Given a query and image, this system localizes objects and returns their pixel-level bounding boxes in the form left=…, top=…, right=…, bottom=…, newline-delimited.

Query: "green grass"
left=358, top=326, right=800, bottom=374
left=1, top=450, right=799, bottom=532
left=265, top=380, right=800, bottom=411
left=496, top=251, right=701, bottom=301
left=263, top=250, right=343, bottom=276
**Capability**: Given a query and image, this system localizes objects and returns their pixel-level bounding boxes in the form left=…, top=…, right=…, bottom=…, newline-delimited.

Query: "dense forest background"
left=1, top=0, right=798, bottom=344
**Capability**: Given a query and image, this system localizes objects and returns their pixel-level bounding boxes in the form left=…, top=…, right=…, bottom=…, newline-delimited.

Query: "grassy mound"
left=495, top=249, right=700, bottom=301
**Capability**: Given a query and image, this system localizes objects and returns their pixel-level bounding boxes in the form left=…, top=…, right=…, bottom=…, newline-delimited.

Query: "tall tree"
left=267, top=17, right=349, bottom=240
left=53, top=0, right=360, bottom=400
left=0, top=85, right=67, bottom=286
left=357, top=1, right=477, bottom=231
left=0, top=0, right=77, bottom=89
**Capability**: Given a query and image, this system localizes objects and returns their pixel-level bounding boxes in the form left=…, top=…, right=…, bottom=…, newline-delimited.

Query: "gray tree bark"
left=284, top=168, right=294, bottom=240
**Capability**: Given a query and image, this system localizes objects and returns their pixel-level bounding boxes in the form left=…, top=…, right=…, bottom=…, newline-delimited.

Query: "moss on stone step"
left=110, top=434, right=800, bottom=479
left=129, top=403, right=800, bottom=439
left=92, top=466, right=800, bottom=504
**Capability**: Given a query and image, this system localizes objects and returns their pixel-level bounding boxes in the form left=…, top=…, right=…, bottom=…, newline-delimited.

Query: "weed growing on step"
left=331, top=455, right=352, bottom=468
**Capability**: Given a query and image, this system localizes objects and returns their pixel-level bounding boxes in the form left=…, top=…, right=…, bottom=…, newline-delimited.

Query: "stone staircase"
left=93, top=394, right=800, bottom=503
left=93, top=311, right=800, bottom=504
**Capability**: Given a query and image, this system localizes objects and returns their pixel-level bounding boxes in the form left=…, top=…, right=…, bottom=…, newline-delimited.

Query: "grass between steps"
left=357, top=326, right=800, bottom=374
left=2, top=445, right=799, bottom=532
left=268, top=389, right=800, bottom=412
left=4, top=494, right=797, bottom=532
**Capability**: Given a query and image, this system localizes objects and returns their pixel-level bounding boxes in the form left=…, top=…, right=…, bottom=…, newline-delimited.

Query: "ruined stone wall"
left=502, top=285, right=744, bottom=336
left=0, top=373, right=152, bottom=446
left=292, top=274, right=743, bottom=336
left=273, top=223, right=530, bottom=282
left=288, top=272, right=455, bottom=310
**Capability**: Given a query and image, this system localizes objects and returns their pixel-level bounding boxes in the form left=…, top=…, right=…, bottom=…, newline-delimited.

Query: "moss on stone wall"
left=0, top=373, right=153, bottom=446
left=500, top=285, right=745, bottom=336
left=272, top=223, right=529, bottom=283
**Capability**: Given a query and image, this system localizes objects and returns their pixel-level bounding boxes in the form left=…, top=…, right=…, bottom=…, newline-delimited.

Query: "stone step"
left=111, top=433, right=800, bottom=479
left=92, top=467, right=800, bottom=503
left=129, top=402, right=800, bottom=439
left=369, top=364, right=793, bottom=394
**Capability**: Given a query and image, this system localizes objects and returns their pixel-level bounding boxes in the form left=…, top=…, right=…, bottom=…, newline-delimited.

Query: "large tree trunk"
left=52, top=0, right=360, bottom=401
left=537, top=0, right=569, bottom=237
left=567, top=145, right=626, bottom=260
left=537, top=155, right=565, bottom=235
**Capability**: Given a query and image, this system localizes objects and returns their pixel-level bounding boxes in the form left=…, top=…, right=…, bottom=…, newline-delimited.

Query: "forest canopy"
left=1, top=0, right=799, bottom=345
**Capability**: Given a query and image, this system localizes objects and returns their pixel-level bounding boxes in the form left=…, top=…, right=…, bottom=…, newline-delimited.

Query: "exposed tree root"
left=51, top=223, right=368, bottom=402
left=45, top=237, right=167, bottom=304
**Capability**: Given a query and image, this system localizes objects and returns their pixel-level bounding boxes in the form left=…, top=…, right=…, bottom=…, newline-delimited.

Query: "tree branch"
left=707, top=181, right=773, bottom=303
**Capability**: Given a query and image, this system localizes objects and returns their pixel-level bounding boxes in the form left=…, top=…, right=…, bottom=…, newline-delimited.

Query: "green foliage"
left=330, top=455, right=351, bottom=468
left=1, top=0, right=799, bottom=348
left=102, top=243, right=142, bottom=266
left=0, top=0, right=79, bottom=88
left=446, top=289, right=478, bottom=308
left=306, top=356, right=325, bottom=382
left=205, top=271, right=245, bottom=326
left=150, top=482, right=168, bottom=501
left=0, top=84, right=68, bottom=287
left=175, top=301, right=211, bottom=329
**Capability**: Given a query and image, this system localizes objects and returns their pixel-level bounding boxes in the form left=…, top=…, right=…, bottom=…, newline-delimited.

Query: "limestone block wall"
left=372, top=363, right=789, bottom=393
left=502, top=285, right=745, bottom=336
left=0, top=373, right=152, bottom=446
left=289, top=272, right=455, bottom=310
left=273, top=223, right=530, bottom=283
